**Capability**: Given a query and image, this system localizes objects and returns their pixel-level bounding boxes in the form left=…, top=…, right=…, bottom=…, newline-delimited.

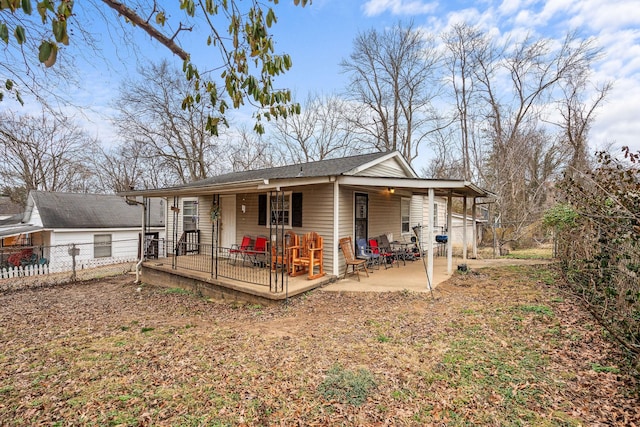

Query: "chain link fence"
left=0, top=238, right=142, bottom=291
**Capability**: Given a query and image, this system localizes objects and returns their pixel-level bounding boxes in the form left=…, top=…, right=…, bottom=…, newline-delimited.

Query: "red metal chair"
left=229, top=235, right=253, bottom=265
left=246, top=235, right=268, bottom=267
left=368, top=238, right=397, bottom=269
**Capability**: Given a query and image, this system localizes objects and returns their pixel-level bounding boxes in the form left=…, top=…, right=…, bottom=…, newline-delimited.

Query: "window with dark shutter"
left=258, top=194, right=267, bottom=226
left=292, top=192, right=302, bottom=227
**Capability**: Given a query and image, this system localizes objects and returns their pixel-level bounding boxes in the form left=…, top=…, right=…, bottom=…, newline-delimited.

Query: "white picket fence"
left=1, top=263, right=50, bottom=279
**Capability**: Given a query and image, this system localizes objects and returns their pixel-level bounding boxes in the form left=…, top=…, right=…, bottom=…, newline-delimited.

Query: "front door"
left=354, top=193, right=368, bottom=247
left=219, top=195, right=236, bottom=251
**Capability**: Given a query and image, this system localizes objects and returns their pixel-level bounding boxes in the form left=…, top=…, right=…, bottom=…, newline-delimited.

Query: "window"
left=269, top=192, right=291, bottom=226
left=401, top=198, right=411, bottom=234
left=94, top=234, right=112, bottom=258
left=259, top=192, right=302, bottom=227
left=183, top=200, right=198, bottom=231
left=433, top=203, right=438, bottom=228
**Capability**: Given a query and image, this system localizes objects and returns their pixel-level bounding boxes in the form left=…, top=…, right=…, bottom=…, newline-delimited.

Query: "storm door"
left=354, top=193, right=368, bottom=245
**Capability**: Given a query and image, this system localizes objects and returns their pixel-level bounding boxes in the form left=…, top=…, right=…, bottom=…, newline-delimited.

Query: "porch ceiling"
left=336, top=176, right=493, bottom=198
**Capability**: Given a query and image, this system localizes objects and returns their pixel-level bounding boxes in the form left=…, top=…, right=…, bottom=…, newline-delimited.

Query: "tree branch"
left=101, top=0, right=190, bottom=61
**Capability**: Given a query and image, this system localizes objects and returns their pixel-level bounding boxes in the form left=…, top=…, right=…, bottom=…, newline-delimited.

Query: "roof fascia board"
left=118, top=179, right=266, bottom=197
left=337, top=176, right=490, bottom=197
left=257, top=176, right=333, bottom=190
left=346, top=151, right=418, bottom=178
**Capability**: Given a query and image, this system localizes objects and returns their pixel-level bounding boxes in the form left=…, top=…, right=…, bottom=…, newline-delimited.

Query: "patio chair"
left=356, top=238, right=382, bottom=270
left=229, top=235, right=253, bottom=265
left=271, top=230, right=298, bottom=272
left=340, top=237, right=369, bottom=281
left=378, top=234, right=405, bottom=266
left=290, top=231, right=325, bottom=280
left=369, top=238, right=397, bottom=269
left=246, top=235, right=268, bottom=267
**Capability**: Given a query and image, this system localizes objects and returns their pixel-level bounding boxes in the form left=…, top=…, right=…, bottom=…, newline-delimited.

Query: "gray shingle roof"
left=177, top=151, right=392, bottom=188
left=29, top=191, right=164, bottom=229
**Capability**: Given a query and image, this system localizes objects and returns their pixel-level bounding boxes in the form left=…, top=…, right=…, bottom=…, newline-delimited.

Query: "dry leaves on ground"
left=0, top=265, right=638, bottom=426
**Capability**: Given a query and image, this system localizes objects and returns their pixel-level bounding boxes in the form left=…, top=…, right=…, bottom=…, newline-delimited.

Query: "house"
left=0, top=191, right=165, bottom=274
left=121, top=151, right=493, bottom=302
left=0, top=195, right=23, bottom=222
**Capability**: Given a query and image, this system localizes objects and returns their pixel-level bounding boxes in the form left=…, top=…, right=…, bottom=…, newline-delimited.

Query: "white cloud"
left=362, top=0, right=437, bottom=17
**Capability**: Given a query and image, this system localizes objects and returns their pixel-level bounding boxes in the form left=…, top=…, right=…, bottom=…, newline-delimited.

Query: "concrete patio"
left=323, top=256, right=552, bottom=293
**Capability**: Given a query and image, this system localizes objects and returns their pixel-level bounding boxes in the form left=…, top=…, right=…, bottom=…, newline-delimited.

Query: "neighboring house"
left=122, top=151, right=493, bottom=299
left=0, top=191, right=165, bottom=272
left=428, top=198, right=488, bottom=248
left=0, top=196, right=23, bottom=223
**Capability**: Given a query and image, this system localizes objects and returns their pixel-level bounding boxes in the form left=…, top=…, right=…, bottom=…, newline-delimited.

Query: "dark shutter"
left=258, top=194, right=267, bottom=226
left=292, top=192, right=302, bottom=227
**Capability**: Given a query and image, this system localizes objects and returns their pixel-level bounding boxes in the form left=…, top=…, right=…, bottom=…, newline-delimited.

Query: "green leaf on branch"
left=21, top=0, right=32, bottom=14
left=38, top=40, right=57, bottom=67
left=5, top=79, right=13, bottom=90
left=0, top=23, right=8, bottom=44
left=52, top=19, right=68, bottom=45
left=36, top=0, right=53, bottom=23
left=155, top=11, right=165, bottom=25
left=14, top=25, right=25, bottom=44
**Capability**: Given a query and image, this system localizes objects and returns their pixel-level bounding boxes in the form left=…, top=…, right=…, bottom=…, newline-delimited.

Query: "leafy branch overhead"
left=0, top=0, right=309, bottom=133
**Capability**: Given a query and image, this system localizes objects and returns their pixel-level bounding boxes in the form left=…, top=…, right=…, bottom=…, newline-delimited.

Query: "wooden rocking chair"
left=339, top=236, right=369, bottom=281
left=290, top=231, right=325, bottom=280
left=271, top=230, right=298, bottom=272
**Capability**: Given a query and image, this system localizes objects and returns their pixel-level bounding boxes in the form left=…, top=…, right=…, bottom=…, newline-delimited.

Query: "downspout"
left=126, top=195, right=146, bottom=284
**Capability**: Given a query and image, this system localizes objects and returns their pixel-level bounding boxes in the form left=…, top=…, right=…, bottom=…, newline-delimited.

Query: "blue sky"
left=6, top=0, right=640, bottom=172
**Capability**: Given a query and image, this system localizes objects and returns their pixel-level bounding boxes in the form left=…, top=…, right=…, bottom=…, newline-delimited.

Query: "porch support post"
left=472, top=198, right=478, bottom=259
left=427, top=188, right=434, bottom=288
left=462, top=196, right=468, bottom=260
left=447, top=191, right=453, bottom=275
left=332, top=179, right=340, bottom=277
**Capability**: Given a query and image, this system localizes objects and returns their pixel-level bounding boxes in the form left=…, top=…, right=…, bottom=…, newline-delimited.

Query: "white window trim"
left=401, top=197, right=411, bottom=235
left=94, top=234, right=112, bottom=258
left=182, top=198, right=199, bottom=231
left=267, top=191, right=292, bottom=228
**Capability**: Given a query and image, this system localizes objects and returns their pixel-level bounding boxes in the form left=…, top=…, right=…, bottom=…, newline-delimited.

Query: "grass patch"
left=317, top=365, right=377, bottom=405
left=503, top=247, right=553, bottom=259
left=376, top=334, right=391, bottom=343
left=163, top=287, right=195, bottom=295
left=591, top=363, right=620, bottom=374
left=518, top=304, right=554, bottom=317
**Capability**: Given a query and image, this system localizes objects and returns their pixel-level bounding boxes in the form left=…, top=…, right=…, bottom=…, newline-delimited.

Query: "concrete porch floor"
left=323, top=256, right=552, bottom=293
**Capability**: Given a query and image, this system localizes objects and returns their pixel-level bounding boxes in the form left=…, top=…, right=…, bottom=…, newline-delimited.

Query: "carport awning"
left=0, top=225, right=43, bottom=239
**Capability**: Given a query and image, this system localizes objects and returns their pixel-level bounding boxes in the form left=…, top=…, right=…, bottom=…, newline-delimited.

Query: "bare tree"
left=112, top=60, right=224, bottom=185
left=340, top=21, right=444, bottom=164
left=555, top=72, right=612, bottom=176
left=0, top=111, right=99, bottom=204
left=227, top=127, right=279, bottom=172
left=269, top=93, right=365, bottom=163
left=441, top=23, right=494, bottom=181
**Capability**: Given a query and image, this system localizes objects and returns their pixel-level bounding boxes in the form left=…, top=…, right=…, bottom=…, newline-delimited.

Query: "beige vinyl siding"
left=368, top=191, right=403, bottom=242
left=335, top=187, right=405, bottom=274
left=338, top=187, right=354, bottom=240
left=410, top=195, right=424, bottom=233
left=233, top=192, right=262, bottom=242
left=355, top=158, right=408, bottom=177
left=198, top=196, right=213, bottom=246
left=234, top=184, right=337, bottom=273
left=165, top=196, right=212, bottom=248
left=336, top=186, right=356, bottom=275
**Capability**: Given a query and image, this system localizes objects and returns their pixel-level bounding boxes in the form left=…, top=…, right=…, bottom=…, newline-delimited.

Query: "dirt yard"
left=0, top=265, right=638, bottom=426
